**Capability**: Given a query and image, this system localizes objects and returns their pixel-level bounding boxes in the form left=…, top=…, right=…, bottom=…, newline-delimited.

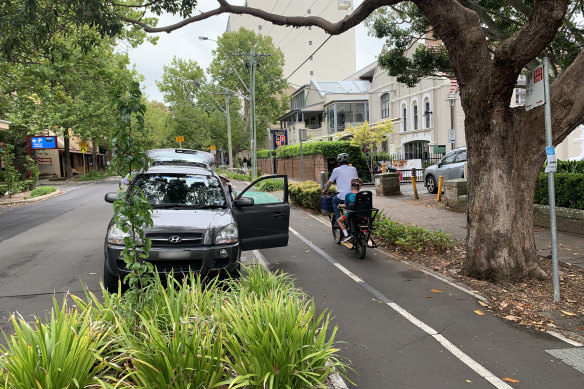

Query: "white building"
left=226, top=0, right=356, bottom=88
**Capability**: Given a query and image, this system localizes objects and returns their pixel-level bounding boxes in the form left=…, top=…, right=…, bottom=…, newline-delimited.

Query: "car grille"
left=147, top=232, right=204, bottom=248
left=116, top=259, right=230, bottom=273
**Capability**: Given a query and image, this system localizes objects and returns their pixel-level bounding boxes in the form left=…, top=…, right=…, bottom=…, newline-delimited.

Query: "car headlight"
left=216, top=224, right=238, bottom=244
left=107, top=225, right=143, bottom=245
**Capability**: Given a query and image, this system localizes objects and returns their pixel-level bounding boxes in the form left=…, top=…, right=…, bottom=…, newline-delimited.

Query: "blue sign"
left=30, top=136, right=57, bottom=149
left=273, top=130, right=287, bottom=149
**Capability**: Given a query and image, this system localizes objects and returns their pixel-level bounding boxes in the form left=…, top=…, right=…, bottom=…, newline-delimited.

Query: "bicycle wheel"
left=355, top=235, right=367, bottom=259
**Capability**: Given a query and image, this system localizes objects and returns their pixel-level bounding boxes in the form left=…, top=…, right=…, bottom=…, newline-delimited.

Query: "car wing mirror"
left=104, top=192, right=118, bottom=203
left=233, top=197, right=254, bottom=207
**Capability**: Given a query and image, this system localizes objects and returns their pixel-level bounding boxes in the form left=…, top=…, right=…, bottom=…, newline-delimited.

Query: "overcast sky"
left=124, top=0, right=386, bottom=102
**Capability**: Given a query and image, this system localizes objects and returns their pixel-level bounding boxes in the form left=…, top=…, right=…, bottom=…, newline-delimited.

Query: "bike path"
left=259, top=208, right=583, bottom=388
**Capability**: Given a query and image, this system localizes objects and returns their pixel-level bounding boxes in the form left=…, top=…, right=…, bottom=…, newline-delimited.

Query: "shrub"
left=24, top=156, right=40, bottom=188
left=289, top=180, right=327, bottom=210
left=533, top=173, right=584, bottom=210
left=77, top=170, right=111, bottom=181
left=0, top=185, right=7, bottom=196
left=18, top=180, right=35, bottom=192
left=373, top=213, right=454, bottom=252
left=0, top=144, right=19, bottom=196
left=254, top=177, right=284, bottom=192
left=28, top=186, right=57, bottom=198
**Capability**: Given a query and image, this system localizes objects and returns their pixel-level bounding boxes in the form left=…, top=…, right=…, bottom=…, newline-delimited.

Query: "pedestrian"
left=224, top=156, right=229, bottom=165
left=242, top=156, right=248, bottom=170
left=322, top=153, right=358, bottom=220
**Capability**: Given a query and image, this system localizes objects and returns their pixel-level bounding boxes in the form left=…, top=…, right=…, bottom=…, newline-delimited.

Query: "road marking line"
left=546, top=331, right=584, bottom=347
left=289, top=226, right=513, bottom=389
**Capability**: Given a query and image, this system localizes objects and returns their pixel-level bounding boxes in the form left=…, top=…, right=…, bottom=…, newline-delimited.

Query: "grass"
left=77, top=170, right=112, bottom=181
left=26, top=186, right=57, bottom=198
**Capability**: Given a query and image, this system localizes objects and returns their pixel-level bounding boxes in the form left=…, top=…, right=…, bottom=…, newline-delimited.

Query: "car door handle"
left=272, top=212, right=286, bottom=218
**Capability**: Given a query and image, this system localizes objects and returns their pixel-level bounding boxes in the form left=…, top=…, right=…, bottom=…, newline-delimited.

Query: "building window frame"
left=401, top=103, right=407, bottom=132
left=380, top=93, right=390, bottom=119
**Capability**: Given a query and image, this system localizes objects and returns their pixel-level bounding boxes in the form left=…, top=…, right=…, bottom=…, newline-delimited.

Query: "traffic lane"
left=278, top=209, right=583, bottom=387
left=0, top=180, right=118, bottom=243
left=261, top=213, right=494, bottom=388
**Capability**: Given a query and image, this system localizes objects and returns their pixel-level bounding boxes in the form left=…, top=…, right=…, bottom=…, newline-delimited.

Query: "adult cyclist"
left=322, top=153, right=358, bottom=220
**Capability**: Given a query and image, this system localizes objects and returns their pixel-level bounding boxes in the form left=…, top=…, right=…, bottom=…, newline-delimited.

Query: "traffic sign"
left=175, top=136, right=184, bottom=142
left=210, top=145, right=216, bottom=150
left=526, top=65, right=545, bottom=111
left=79, top=141, right=88, bottom=154
left=448, top=129, right=456, bottom=143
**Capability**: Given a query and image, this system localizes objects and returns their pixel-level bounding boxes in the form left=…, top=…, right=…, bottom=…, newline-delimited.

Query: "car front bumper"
left=104, top=242, right=240, bottom=277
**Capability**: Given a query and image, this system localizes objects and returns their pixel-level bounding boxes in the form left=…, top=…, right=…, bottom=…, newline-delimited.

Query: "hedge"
left=534, top=173, right=584, bottom=210
left=259, top=141, right=369, bottom=179
left=289, top=180, right=335, bottom=211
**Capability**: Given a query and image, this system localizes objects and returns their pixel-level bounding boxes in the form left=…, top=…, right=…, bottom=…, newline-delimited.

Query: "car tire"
left=103, top=262, right=121, bottom=293
left=426, top=175, right=438, bottom=194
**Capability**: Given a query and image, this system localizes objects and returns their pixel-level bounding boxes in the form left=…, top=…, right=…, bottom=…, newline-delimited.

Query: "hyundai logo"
left=168, top=236, right=182, bottom=244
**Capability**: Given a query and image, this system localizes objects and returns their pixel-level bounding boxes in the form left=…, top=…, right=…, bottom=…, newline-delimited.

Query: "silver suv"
left=423, top=147, right=467, bottom=194
left=103, top=149, right=289, bottom=291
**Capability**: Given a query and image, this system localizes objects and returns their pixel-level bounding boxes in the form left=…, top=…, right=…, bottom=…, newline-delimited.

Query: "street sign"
left=79, top=141, right=88, bottom=154
left=273, top=129, right=287, bottom=149
left=210, top=145, right=216, bottom=150
left=526, top=65, right=545, bottom=111
left=433, top=145, right=446, bottom=154
left=545, top=146, right=557, bottom=172
left=448, top=129, right=456, bottom=143
left=30, top=136, right=58, bottom=149
left=175, top=136, right=184, bottom=142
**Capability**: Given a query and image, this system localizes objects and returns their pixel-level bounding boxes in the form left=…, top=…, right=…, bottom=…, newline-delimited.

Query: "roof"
left=311, top=80, right=371, bottom=96
left=343, top=61, right=377, bottom=81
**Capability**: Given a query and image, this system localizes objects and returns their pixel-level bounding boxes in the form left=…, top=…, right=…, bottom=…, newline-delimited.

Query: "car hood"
left=148, top=208, right=234, bottom=235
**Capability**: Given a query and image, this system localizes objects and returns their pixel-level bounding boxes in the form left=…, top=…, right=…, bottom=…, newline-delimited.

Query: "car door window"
left=456, top=150, right=467, bottom=162
left=441, top=152, right=457, bottom=165
left=236, top=177, right=287, bottom=204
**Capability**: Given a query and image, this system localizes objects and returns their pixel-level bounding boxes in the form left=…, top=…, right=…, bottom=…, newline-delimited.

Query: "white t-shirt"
left=329, top=165, right=358, bottom=199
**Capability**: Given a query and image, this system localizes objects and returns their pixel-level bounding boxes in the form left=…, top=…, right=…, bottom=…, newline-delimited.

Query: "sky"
left=124, top=0, right=386, bottom=102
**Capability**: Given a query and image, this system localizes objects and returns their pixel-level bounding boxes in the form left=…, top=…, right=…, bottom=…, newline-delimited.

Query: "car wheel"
left=103, top=262, right=121, bottom=293
left=426, top=175, right=438, bottom=194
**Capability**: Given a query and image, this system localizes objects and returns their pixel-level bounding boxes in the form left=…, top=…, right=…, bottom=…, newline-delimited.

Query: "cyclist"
left=337, top=177, right=363, bottom=242
left=322, top=153, right=358, bottom=220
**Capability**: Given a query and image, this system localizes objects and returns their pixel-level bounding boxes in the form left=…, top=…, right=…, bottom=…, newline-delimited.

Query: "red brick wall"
left=258, top=154, right=328, bottom=181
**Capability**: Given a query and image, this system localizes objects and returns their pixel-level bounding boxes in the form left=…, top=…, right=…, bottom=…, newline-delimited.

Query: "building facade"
left=227, top=0, right=356, bottom=88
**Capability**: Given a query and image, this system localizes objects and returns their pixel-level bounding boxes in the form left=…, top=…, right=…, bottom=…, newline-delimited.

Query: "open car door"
left=232, top=175, right=289, bottom=251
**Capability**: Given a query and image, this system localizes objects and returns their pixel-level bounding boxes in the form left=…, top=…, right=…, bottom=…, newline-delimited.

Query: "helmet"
left=336, top=153, right=350, bottom=164
left=350, top=177, right=363, bottom=187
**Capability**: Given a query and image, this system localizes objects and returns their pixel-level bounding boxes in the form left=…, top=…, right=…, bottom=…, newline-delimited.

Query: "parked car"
left=423, top=147, right=467, bottom=194
left=103, top=148, right=289, bottom=291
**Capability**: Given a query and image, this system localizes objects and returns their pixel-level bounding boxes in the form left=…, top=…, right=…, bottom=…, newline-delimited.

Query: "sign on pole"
left=545, top=146, right=557, bottom=172
left=210, top=145, right=216, bottom=150
left=175, top=136, right=184, bottom=143
left=525, top=65, right=545, bottom=111
left=273, top=129, right=287, bottom=149
left=448, top=129, right=456, bottom=143
left=30, top=136, right=58, bottom=149
left=79, top=141, right=88, bottom=154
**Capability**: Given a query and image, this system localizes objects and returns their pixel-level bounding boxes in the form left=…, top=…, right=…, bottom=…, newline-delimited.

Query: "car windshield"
left=133, top=173, right=226, bottom=208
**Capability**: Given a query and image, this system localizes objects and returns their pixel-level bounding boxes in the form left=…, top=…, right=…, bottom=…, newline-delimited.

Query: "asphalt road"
left=1, top=179, right=582, bottom=388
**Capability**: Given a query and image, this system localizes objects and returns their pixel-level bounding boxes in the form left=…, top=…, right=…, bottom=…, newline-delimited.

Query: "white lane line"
left=289, top=226, right=513, bottom=389
left=547, top=331, right=584, bottom=347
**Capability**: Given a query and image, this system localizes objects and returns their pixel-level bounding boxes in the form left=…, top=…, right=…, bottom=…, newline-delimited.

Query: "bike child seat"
left=353, top=191, right=373, bottom=220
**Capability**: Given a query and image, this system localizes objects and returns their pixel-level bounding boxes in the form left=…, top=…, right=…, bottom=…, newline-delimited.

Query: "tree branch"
left=122, top=0, right=403, bottom=35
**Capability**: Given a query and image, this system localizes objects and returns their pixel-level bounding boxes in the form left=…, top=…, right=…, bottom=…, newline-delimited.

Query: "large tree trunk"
left=63, top=128, right=72, bottom=178
left=463, top=104, right=546, bottom=282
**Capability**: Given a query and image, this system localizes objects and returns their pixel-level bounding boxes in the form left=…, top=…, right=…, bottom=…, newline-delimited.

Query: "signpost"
left=30, top=136, right=58, bottom=149
left=525, top=65, right=544, bottom=111
left=273, top=129, right=287, bottom=149
left=79, top=141, right=88, bottom=154
left=448, top=129, right=456, bottom=143
left=175, top=136, right=184, bottom=148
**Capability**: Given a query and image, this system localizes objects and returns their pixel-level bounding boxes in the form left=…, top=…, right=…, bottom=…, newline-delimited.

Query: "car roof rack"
left=147, top=148, right=215, bottom=168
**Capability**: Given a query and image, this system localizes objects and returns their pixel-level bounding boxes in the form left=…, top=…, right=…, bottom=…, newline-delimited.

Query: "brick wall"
left=258, top=154, right=328, bottom=181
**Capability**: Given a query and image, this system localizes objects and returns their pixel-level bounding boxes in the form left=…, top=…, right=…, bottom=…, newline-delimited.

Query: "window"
left=327, top=102, right=368, bottom=133
left=456, top=150, right=467, bottom=162
left=441, top=151, right=457, bottom=165
left=310, top=70, right=314, bottom=76
left=307, top=9, right=311, bottom=14
left=413, top=101, right=419, bottom=130
left=308, top=26, right=312, bottom=30
left=424, top=98, right=431, bottom=128
left=309, top=40, right=313, bottom=45
left=135, top=174, right=226, bottom=208
left=402, top=105, right=407, bottom=132
left=380, top=93, right=390, bottom=119
left=258, top=25, right=262, bottom=30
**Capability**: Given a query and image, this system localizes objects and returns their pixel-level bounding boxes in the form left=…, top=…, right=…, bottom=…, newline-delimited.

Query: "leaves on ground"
left=474, top=310, right=485, bottom=316
left=430, top=289, right=444, bottom=293
left=502, top=377, right=520, bottom=383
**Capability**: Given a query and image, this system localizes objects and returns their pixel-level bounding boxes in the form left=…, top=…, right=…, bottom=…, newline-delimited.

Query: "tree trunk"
left=92, top=138, right=97, bottom=171
left=63, top=129, right=72, bottom=178
left=463, top=104, right=546, bottom=282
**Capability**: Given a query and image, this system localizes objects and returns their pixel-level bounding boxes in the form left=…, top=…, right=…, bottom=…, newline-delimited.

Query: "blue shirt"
left=344, top=191, right=358, bottom=211
left=329, top=165, right=358, bottom=199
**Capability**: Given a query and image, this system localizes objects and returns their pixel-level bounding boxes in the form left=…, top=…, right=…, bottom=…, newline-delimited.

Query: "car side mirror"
left=104, top=192, right=118, bottom=203
left=437, top=163, right=442, bottom=168
left=233, top=197, right=254, bottom=207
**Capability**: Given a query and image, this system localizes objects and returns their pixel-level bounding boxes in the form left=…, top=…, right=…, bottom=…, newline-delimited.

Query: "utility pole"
left=225, top=93, right=233, bottom=169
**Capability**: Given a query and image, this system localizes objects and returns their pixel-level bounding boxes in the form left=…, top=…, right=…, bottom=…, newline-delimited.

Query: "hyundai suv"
left=103, top=149, right=289, bottom=291
left=423, top=147, right=467, bottom=194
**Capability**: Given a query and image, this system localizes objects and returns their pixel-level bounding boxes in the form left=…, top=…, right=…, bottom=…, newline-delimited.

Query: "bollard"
left=437, top=175, right=444, bottom=201
left=410, top=168, right=419, bottom=200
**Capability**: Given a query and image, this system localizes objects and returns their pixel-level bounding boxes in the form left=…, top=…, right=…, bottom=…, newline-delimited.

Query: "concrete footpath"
left=367, top=182, right=584, bottom=269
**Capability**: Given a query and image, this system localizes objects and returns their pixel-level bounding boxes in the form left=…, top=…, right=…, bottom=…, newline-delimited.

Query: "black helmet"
left=336, top=153, right=350, bottom=164
left=350, top=177, right=363, bottom=187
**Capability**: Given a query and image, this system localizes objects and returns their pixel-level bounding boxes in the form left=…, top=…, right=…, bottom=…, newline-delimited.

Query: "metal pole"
left=226, top=93, right=233, bottom=169
left=450, top=95, right=455, bottom=150
left=269, top=128, right=274, bottom=174
left=300, top=137, right=304, bottom=181
left=250, top=48, right=257, bottom=180
left=543, top=57, right=560, bottom=302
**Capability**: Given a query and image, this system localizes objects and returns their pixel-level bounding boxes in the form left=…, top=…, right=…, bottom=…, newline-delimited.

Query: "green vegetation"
left=373, top=213, right=454, bottom=253
left=215, top=168, right=252, bottom=182
left=27, top=186, right=57, bottom=198
left=254, top=178, right=284, bottom=192
left=534, top=173, right=584, bottom=210
left=289, top=180, right=332, bottom=210
left=1, top=267, right=349, bottom=388
left=77, top=170, right=111, bottom=181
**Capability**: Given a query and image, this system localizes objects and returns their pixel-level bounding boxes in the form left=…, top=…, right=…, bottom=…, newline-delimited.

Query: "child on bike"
left=337, top=177, right=363, bottom=242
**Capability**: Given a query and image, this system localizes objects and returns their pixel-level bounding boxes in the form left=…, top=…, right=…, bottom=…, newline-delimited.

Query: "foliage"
left=556, top=159, right=584, bottom=173
left=23, top=155, right=39, bottom=187
left=77, top=170, right=112, bottom=181
left=275, top=141, right=369, bottom=178
left=348, top=120, right=393, bottom=180
left=110, top=80, right=154, bottom=312
left=256, top=149, right=272, bottom=159
left=27, top=186, right=57, bottom=198
left=534, top=173, right=584, bottom=210
left=214, top=168, right=252, bottom=182
left=0, top=298, right=110, bottom=388
left=254, top=178, right=284, bottom=192
left=373, top=212, right=454, bottom=252
left=289, top=180, right=335, bottom=211
left=0, top=144, right=20, bottom=197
